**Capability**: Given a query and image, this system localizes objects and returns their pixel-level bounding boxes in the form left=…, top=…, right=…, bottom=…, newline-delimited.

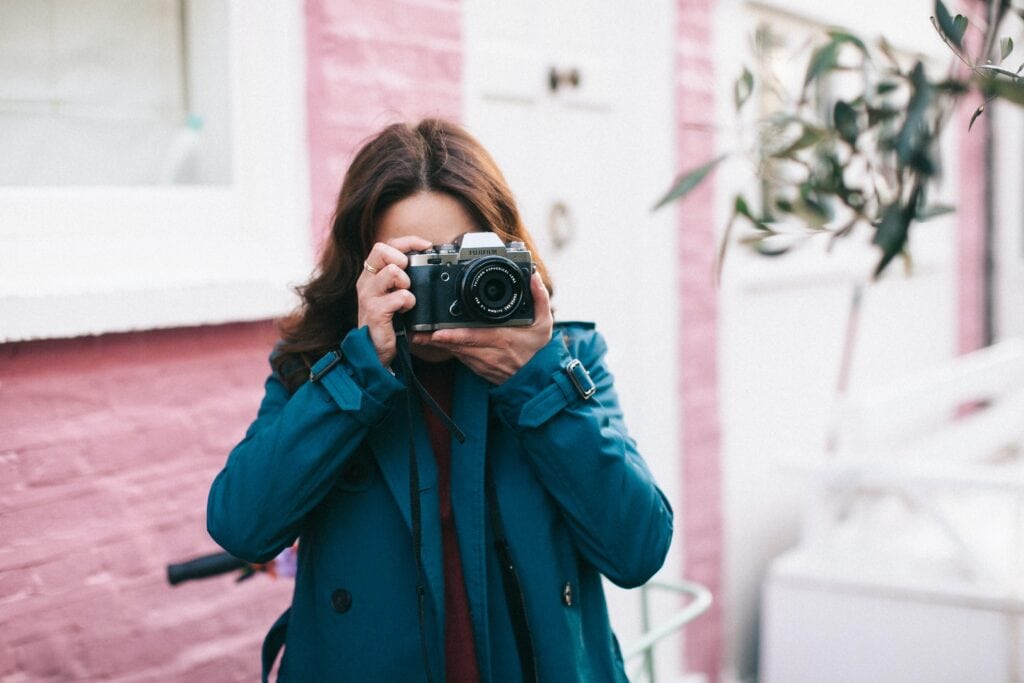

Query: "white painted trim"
left=0, top=1, right=311, bottom=342
left=2, top=281, right=292, bottom=341
left=992, top=101, right=1024, bottom=341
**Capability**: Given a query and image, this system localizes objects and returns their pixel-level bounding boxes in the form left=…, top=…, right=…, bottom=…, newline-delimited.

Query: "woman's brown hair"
left=273, top=118, right=552, bottom=392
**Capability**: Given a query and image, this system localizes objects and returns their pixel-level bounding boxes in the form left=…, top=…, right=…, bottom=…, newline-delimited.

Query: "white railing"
left=624, top=579, right=713, bottom=682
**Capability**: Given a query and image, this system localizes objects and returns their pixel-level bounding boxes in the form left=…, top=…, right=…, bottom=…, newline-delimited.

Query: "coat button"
left=331, top=589, right=352, bottom=613
left=562, top=582, right=573, bottom=607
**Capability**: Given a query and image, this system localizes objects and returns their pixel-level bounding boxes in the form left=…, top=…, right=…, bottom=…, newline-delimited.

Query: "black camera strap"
left=484, top=461, right=539, bottom=683
left=391, top=319, right=537, bottom=683
left=393, top=322, right=445, bottom=683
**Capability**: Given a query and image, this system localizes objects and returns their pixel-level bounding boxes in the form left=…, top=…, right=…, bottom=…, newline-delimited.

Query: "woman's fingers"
left=362, top=242, right=406, bottom=274
left=363, top=289, right=416, bottom=325
left=362, top=236, right=432, bottom=273
left=388, top=235, right=433, bottom=254
left=356, top=237, right=431, bottom=367
left=361, top=289, right=416, bottom=366
left=357, top=263, right=410, bottom=298
left=529, top=272, right=553, bottom=326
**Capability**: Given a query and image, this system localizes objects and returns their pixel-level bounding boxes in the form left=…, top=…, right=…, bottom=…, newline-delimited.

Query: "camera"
left=403, top=232, right=535, bottom=332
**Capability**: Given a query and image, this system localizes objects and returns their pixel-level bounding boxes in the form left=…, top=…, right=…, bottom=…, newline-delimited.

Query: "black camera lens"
left=459, top=257, right=525, bottom=322
left=483, top=278, right=507, bottom=304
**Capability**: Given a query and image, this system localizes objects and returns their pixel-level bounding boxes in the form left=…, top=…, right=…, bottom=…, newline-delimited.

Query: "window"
left=0, top=0, right=311, bottom=341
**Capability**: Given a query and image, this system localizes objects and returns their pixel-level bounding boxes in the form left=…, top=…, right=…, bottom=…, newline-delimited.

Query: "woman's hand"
left=357, top=236, right=433, bottom=367
left=412, top=273, right=554, bottom=385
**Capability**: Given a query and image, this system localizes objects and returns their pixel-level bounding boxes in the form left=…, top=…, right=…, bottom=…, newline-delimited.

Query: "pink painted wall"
left=305, top=0, right=462, bottom=239
left=957, top=91, right=988, bottom=355
left=0, top=1, right=463, bottom=680
left=0, top=323, right=293, bottom=681
left=674, top=0, right=724, bottom=679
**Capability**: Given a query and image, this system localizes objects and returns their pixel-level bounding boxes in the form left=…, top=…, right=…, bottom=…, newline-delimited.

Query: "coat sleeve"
left=206, top=327, right=404, bottom=563
left=489, top=324, right=673, bottom=588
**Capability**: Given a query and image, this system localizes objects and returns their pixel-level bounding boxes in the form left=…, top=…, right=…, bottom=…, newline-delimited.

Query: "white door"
left=464, top=0, right=681, bottom=677
left=993, top=99, right=1024, bottom=342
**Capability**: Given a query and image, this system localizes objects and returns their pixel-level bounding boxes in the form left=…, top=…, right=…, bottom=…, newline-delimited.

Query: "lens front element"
left=459, top=257, right=525, bottom=322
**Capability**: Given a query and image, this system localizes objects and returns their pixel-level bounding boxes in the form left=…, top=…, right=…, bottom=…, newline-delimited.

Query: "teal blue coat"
left=207, top=322, right=673, bottom=681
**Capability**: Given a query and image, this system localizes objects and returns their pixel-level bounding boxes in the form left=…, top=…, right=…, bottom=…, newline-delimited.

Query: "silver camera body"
left=403, top=232, right=535, bottom=332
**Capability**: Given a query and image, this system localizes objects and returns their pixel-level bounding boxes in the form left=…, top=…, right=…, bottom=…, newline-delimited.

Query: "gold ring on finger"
left=363, top=260, right=380, bottom=274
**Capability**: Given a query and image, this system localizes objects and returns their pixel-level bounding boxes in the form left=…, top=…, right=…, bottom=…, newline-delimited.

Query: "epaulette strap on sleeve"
left=565, top=359, right=596, bottom=399
left=306, top=328, right=405, bottom=424
left=516, top=358, right=596, bottom=428
left=310, top=350, right=342, bottom=382
left=310, top=349, right=362, bottom=411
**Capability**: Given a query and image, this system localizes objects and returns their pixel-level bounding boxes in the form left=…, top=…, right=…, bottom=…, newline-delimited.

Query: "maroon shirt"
left=415, top=358, right=481, bottom=683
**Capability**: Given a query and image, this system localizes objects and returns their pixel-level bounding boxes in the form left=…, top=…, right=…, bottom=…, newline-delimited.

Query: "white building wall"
left=713, top=1, right=961, bottom=679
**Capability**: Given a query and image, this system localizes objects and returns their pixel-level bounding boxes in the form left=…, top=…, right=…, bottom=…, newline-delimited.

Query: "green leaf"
left=795, top=182, right=833, bottom=226
left=804, top=41, right=841, bottom=88
left=653, top=155, right=727, bottom=210
left=873, top=201, right=911, bottom=277
left=935, top=79, right=969, bottom=95
left=827, top=29, right=867, bottom=53
left=895, top=62, right=933, bottom=168
left=876, top=81, right=899, bottom=95
left=734, top=195, right=752, bottom=218
left=934, top=1, right=964, bottom=49
left=734, top=195, right=772, bottom=230
left=917, top=204, right=956, bottom=221
left=872, top=185, right=921, bottom=278
left=834, top=101, right=860, bottom=145
left=770, top=125, right=828, bottom=158
left=953, top=15, right=968, bottom=44
left=977, top=64, right=1021, bottom=78
left=746, top=234, right=796, bottom=257
left=734, top=67, right=754, bottom=111
left=969, top=103, right=985, bottom=132
left=984, top=77, right=1024, bottom=106
left=1001, top=36, right=1014, bottom=62
left=867, top=105, right=900, bottom=128
left=908, top=146, right=937, bottom=175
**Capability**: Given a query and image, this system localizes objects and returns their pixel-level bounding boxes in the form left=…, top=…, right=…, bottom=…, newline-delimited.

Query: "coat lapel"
left=367, top=365, right=494, bottom=678
left=367, top=393, right=444, bottom=650
left=450, top=364, right=493, bottom=678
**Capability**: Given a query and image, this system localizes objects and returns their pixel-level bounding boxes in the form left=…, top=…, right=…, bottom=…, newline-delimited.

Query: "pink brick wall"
left=0, top=323, right=294, bottom=681
left=675, top=0, right=724, bottom=679
left=1, top=1, right=463, bottom=679
left=305, top=0, right=462, bottom=239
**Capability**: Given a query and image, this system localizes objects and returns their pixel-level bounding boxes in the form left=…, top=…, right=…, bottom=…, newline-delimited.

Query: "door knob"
left=548, top=66, right=581, bottom=92
left=548, top=201, right=576, bottom=251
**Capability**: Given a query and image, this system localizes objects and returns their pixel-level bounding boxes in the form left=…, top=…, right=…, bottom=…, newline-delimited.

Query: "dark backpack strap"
left=261, top=606, right=291, bottom=683
left=485, top=461, right=539, bottom=683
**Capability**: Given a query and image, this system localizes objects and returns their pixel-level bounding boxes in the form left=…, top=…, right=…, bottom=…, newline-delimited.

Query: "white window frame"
left=0, top=1, right=311, bottom=342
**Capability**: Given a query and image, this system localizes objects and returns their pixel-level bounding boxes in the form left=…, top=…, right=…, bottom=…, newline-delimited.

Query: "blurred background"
left=2, top=0, right=1022, bottom=681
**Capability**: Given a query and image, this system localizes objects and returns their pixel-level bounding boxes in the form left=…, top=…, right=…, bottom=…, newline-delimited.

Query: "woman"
left=207, top=119, right=673, bottom=682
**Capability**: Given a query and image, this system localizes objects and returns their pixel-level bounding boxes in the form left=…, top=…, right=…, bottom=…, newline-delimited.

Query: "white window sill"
left=0, top=1, right=311, bottom=343
left=3, top=280, right=298, bottom=341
